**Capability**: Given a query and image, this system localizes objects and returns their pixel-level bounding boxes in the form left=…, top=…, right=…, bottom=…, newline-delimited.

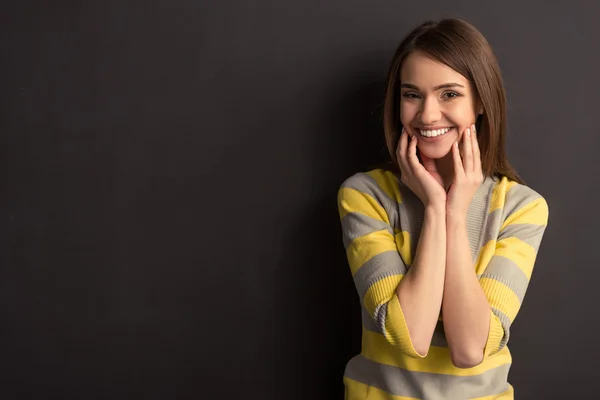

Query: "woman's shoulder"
left=339, top=167, right=402, bottom=201
left=492, top=176, right=549, bottom=218
left=337, top=168, right=404, bottom=223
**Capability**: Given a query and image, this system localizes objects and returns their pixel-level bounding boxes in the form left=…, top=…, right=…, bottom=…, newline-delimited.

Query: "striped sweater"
left=337, top=168, right=549, bottom=400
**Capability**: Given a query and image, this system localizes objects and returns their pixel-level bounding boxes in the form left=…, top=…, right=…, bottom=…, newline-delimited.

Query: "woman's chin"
left=418, top=146, right=452, bottom=160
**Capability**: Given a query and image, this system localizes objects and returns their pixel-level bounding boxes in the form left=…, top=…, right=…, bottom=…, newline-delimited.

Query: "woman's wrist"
left=424, top=202, right=446, bottom=218
left=446, top=209, right=467, bottom=224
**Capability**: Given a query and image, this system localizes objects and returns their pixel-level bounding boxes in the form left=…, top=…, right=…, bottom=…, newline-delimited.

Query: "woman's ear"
left=477, top=100, right=484, bottom=115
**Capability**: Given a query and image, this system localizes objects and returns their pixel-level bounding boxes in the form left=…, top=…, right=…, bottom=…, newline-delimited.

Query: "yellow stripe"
left=477, top=236, right=537, bottom=280
left=394, top=230, right=412, bottom=266
left=484, top=313, right=505, bottom=357
left=494, top=236, right=537, bottom=280
left=480, top=277, right=521, bottom=322
left=338, top=187, right=390, bottom=223
left=475, top=239, right=497, bottom=276
left=344, top=376, right=419, bottom=400
left=489, top=178, right=517, bottom=213
left=346, top=230, right=399, bottom=275
left=385, top=294, right=422, bottom=357
left=500, top=197, right=548, bottom=231
left=472, top=384, right=514, bottom=399
left=366, top=169, right=403, bottom=203
left=361, top=328, right=512, bottom=376
left=363, top=275, right=403, bottom=315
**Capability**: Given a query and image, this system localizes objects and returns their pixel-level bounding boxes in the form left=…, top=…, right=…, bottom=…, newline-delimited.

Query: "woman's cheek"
left=399, top=103, right=416, bottom=124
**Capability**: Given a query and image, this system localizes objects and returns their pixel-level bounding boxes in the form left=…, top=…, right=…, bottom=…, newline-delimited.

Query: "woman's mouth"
left=416, top=127, right=454, bottom=141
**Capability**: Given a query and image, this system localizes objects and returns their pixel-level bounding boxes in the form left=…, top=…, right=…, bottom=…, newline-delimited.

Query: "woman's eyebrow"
left=400, top=82, right=465, bottom=90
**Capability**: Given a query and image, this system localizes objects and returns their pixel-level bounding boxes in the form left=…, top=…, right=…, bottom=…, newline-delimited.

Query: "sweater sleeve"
left=480, top=188, right=549, bottom=357
left=337, top=172, right=425, bottom=358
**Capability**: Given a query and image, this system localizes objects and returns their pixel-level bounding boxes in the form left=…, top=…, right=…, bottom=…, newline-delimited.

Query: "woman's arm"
left=397, top=203, right=447, bottom=356
left=441, top=125, right=498, bottom=368
left=338, top=170, right=445, bottom=359
left=442, top=192, right=549, bottom=368
left=442, top=214, right=490, bottom=368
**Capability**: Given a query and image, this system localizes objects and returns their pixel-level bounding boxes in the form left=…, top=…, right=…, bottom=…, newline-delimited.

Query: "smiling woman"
left=382, top=19, right=519, bottom=185
left=399, top=56, right=479, bottom=152
left=337, top=19, right=549, bottom=399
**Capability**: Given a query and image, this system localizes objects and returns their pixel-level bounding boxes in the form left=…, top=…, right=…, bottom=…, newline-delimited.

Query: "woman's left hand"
left=446, top=124, right=484, bottom=218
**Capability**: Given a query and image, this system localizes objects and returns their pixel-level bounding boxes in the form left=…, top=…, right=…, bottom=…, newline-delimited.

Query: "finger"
left=397, top=127, right=405, bottom=155
left=452, top=140, right=464, bottom=178
left=406, top=131, right=420, bottom=170
left=396, top=128, right=403, bottom=161
left=471, top=123, right=481, bottom=171
left=396, top=127, right=406, bottom=160
left=397, top=128, right=410, bottom=174
left=463, top=127, right=473, bottom=172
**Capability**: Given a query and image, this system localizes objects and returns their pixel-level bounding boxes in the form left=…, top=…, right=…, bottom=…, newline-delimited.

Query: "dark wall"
left=1, top=1, right=598, bottom=399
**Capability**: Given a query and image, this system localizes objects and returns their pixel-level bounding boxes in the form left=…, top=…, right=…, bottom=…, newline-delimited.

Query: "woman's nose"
left=418, top=97, right=442, bottom=125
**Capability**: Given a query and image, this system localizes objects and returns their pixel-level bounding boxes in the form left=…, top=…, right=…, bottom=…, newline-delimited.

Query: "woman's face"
left=399, top=50, right=481, bottom=159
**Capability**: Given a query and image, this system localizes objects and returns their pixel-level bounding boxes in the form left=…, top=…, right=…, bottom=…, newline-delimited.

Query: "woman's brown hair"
left=379, top=18, right=524, bottom=184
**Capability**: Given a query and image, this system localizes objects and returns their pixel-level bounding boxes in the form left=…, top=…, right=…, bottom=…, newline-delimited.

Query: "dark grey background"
left=1, top=1, right=597, bottom=399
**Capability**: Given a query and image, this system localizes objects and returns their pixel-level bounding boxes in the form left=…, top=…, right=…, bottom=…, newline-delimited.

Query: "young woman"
left=337, top=19, right=549, bottom=399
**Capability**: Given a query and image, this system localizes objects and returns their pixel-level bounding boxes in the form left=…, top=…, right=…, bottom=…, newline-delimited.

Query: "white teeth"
left=419, top=127, right=452, bottom=137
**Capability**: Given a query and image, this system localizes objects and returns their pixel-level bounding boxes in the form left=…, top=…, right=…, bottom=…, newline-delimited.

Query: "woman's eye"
left=442, top=91, right=460, bottom=99
left=402, top=92, right=420, bottom=99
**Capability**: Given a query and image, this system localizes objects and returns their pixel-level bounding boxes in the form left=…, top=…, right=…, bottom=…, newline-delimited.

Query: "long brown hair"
left=379, top=18, right=524, bottom=184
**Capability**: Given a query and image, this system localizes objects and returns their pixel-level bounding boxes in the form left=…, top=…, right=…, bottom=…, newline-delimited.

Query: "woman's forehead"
left=400, top=51, right=470, bottom=89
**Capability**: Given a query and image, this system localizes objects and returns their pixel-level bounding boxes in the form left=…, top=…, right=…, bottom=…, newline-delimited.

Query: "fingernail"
left=466, top=128, right=471, bottom=137
left=454, top=141, right=458, bottom=147
left=472, top=123, right=476, bottom=132
left=411, top=135, right=416, bottom=141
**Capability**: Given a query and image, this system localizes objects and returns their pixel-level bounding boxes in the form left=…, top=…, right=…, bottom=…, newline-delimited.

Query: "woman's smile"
left=415, top=126, right=456, bottom=142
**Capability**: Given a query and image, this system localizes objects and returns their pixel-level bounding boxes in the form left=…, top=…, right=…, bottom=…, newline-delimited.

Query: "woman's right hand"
left=396, top=127, right=447, bottom=208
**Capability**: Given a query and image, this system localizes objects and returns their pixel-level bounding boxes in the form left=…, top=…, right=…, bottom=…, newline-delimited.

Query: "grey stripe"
left=479, top=207, right=503, bottom=250
left=355, top=251, right=406, bottom=336
left=373, top=303, right=389, bottom=334
left=479, top=255, right=530, bottom=302
left=344, top=354, right=511, bottom=400
left=501, top=183, right=543, bottom=225
left=466, top=176, right=498, bottom=262
left=353, top=250, right=407, bottom=298
left=340, top=172, right=425, bottom=269
left=340, top=172, right=400, bottom=231
left=498, top=223, right=547, bottom=251
left=341, top=171, right=429, bottom=244
left=474, top=179, right=546, bottom=269
left=362, top=306, right=382, bottom=333
left=396, top=183, right=424, bottom=260
left=491, top=308, right=512, bottom=350
left=340, top=211, right=395, bottom=249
